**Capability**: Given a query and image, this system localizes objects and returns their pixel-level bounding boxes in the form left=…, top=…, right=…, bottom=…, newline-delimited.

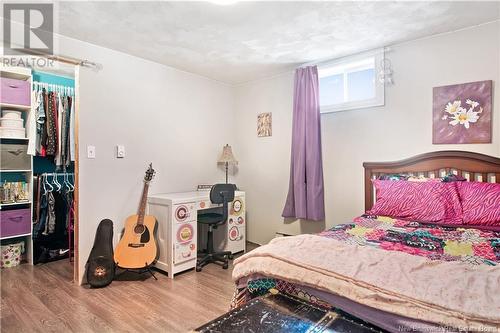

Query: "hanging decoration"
left=378, top=58, right=393, bottom=85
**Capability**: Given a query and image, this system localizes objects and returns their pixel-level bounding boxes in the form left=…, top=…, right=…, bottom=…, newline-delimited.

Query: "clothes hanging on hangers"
left=28, top=82, right=75, bottom=167
left=33, top=190, right=47, bottom=236
left=40, top=89, right=49, bottom=156
left=46, top=91, right=58, bottom=156
left=29, top=76, right=77, bottom=264
left=69, top=96, right=75, bottom=162
left=32, top=173, right=75, bottom=264
left=60, top=97, right=68, bottom=167
left=62, top=96, right=72, bottom=167
left=26, top=90, right=37, bottom=155
left=43, top=191, right=56, bottom=235
left=55, top=93, right=63, bottom=166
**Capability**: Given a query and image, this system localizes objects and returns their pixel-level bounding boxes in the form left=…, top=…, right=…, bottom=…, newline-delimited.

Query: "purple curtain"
left=282, top=66, right=325, bottom=221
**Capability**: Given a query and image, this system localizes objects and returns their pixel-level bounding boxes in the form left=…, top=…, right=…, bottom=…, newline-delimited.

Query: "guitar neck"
left=137, top=181, right=150, bottom=225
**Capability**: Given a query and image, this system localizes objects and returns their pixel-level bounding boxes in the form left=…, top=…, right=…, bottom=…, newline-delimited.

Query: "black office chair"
left=196, top=183, right=236, bottom=271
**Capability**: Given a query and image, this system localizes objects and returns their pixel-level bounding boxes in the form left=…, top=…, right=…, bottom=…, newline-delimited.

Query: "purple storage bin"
left=1, top=78, right=30, bottom=106
left=0, top=208, right=31, bottom=238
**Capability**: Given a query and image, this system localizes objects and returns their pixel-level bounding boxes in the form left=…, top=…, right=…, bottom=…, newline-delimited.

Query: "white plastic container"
left=0, top=126, right=25, bottom=138
left=1, top=110, right=22, bottom=120
left=0, top=118, right=23, bottom=128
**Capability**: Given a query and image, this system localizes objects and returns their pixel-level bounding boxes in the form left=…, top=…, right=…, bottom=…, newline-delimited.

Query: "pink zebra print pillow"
left=368, top=180, right=463, bottom=224
left=457, top=181, right=500, bottom=226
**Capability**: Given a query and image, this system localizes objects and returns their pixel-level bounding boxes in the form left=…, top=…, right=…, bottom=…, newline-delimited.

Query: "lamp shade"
left=218, top=144, right=238, bottom=164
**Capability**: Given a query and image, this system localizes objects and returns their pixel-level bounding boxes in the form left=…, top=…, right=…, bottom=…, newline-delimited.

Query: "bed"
left=231, top=151, right=500, bottom=332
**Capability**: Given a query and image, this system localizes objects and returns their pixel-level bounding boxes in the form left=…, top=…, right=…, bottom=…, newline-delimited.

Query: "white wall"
left=234, top=22, right=500, bottom=245
left=55, top=36, right=235, bottom=283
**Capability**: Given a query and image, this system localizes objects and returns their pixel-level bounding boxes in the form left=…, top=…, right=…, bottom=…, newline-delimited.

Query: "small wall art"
left=433, top=80, right=492, bottom=144
left=257, top=112, right=272, bottom=137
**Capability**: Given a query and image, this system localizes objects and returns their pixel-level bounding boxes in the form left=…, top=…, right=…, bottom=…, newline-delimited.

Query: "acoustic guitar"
left=114, top=164, right=158, bottom=269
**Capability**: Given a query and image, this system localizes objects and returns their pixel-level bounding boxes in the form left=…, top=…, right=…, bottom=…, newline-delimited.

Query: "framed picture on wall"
left=432, top=80, right=492, bottom=144
left=257, top=112, right=272, bottom=137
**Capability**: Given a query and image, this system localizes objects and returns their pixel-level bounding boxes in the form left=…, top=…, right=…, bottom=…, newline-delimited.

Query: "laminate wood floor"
left=1, top=243, right=259, bottom=333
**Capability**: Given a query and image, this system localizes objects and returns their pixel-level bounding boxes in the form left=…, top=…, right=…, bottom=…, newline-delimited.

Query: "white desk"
left=148, top=190, right=245, bottom=278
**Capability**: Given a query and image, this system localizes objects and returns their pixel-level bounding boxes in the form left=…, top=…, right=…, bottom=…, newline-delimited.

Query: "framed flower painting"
left=432, top=80, right=492, bottom=144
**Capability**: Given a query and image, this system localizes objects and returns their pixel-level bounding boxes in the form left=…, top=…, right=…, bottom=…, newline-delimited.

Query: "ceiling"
left=55, top=1, right=499, bottom=84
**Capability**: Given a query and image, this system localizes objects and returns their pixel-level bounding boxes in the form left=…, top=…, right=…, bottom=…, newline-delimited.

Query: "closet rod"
left=20, top=49, right=101, bottom=70
left=33, top=81, right=74, bottom=90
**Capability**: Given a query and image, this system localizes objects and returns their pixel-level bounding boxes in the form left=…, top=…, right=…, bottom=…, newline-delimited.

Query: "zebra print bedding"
left=457, top=181, right=500, bottom=226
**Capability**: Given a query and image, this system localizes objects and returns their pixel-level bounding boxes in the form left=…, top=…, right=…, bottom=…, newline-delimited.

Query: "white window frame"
left=318, top=49, right=385, bottom=114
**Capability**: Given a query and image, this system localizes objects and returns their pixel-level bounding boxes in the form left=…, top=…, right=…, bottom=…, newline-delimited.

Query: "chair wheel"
left=228, top=254, right=233, bottom=260
left=222, top=263, right=229, bottom=269
left=196, top=266, right=202, bottom=272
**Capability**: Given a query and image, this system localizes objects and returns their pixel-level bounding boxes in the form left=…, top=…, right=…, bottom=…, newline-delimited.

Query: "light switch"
left=116, top=145, right=125, bottom=158
left=87, top=145, right=96, bottom=159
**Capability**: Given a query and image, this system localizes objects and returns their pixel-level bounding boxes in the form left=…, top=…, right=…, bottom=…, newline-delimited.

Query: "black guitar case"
left=86, top=219, right=115, bottom=288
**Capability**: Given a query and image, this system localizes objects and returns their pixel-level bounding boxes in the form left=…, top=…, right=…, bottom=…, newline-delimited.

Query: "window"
left=318, top=50, right=384, bottom=113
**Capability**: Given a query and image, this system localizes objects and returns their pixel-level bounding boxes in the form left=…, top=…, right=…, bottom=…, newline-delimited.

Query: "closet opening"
left=1, top=59, right=80, bottom=282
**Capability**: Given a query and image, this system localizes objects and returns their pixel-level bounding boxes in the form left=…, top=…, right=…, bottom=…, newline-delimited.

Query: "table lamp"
left=218, top=144, right=238, bottom=184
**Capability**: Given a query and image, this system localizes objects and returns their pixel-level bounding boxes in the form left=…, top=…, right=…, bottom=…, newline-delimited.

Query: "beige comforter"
left=232, top=234, right=500, bottom=331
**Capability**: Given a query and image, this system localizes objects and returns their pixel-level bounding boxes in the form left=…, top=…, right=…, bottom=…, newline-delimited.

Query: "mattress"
left=232, top=215, right=500, bottom=332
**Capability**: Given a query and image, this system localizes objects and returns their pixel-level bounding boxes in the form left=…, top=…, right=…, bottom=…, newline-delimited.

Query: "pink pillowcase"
left=368, top=180, right=463, bottom=224
left=456, top=181, right=500, bottom=226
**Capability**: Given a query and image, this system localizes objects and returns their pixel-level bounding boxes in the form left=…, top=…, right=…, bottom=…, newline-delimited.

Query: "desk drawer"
left=1, top=208, right=31, bottom=238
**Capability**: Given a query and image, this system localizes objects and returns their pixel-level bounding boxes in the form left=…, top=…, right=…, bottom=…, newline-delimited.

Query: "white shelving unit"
left=0, top=233, right=32, bottom=241
left=0, top=201, right=32, bottom=208
left=0, top=137, right=29, bottom=141
left=0, top=66, right=34, bottom=265
left=0, top=103, right=31, bottom=111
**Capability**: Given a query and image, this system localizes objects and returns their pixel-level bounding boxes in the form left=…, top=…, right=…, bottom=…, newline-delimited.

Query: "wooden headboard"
left=363, top=151, right=500, bottom=211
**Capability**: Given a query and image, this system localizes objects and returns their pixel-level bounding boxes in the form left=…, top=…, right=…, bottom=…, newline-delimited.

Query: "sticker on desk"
left=232, top=199, right=243, bottom=215
left=174, top=242, right=195, bottom=264
left=177, top=224, right=194, bottom=243
left=229, top=226, right=239, bottom=241
left=175, top=205, right=189, bottom=222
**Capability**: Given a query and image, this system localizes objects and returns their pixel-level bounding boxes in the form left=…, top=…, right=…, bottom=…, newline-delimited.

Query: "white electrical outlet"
left=87, top=145, right=96, bottom=159
left=116, top=145, right=125, bottom=158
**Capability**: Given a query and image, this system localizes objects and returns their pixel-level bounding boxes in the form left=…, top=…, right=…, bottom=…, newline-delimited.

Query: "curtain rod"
left=298, top=46, right=388, bottom=69
left=21, top=49, right=101, bottom=70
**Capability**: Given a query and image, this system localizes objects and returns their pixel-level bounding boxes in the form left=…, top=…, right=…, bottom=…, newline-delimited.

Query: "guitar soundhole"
left=134, top=224, right=145, bottom=234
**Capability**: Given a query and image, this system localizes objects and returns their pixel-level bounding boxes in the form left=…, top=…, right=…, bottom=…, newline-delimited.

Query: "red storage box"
left=0, top=208, right=31, bottom=238
left=1, top=78, right=30, bottom=106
